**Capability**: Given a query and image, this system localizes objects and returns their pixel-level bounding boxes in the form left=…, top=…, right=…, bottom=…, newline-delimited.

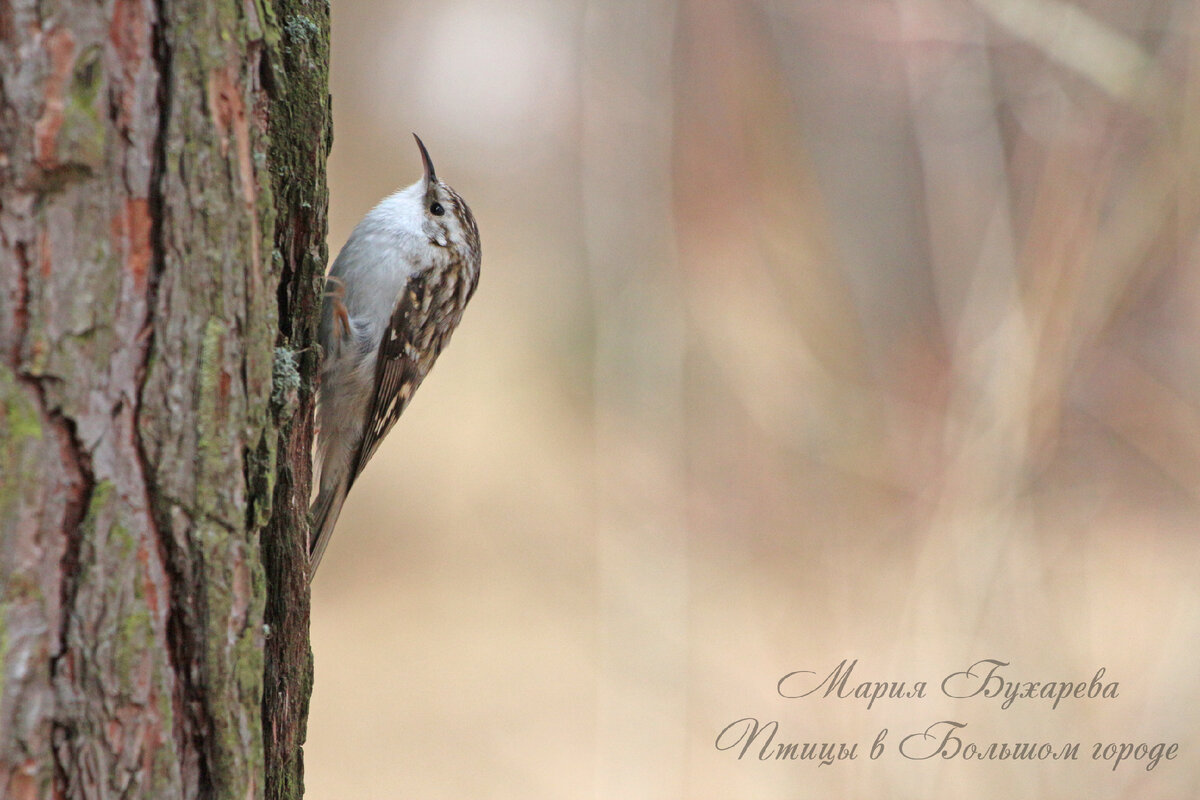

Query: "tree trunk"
left=0, top=0, right=328, bottom=797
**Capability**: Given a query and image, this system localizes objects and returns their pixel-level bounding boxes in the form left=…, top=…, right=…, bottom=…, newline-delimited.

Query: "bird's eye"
left=430, top=202, right=445, bottom=216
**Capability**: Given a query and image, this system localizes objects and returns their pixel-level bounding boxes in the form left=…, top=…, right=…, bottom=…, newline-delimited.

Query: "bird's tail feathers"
left=309, top=480, right=348, bottom=581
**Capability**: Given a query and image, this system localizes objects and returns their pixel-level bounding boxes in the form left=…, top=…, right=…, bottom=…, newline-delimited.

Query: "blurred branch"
left=970, top=0, right=1170, bottom=112
left=1082, top=352, right=1200, bottom=500
left=674, top=1, right=885, bottom=478
left=582, top=1, right=688, bottom=797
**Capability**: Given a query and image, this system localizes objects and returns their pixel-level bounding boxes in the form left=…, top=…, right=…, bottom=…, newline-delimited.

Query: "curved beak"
left=413, top=133, right=437, bottom=187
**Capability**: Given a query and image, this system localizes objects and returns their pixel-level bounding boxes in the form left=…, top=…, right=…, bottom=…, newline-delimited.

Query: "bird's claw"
left=325, top=275, right=351, bottom=342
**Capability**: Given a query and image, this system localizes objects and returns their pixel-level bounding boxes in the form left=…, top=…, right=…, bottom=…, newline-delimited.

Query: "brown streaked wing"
left=345, top=271, right=432, bottom=489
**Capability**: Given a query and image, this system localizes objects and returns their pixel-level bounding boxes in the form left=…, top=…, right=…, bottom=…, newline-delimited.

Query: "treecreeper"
left=310, top=134, right=481, bottom=577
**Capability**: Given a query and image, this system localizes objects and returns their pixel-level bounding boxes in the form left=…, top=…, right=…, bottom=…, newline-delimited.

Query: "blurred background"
left=308, top=1, right=1200, bottom=797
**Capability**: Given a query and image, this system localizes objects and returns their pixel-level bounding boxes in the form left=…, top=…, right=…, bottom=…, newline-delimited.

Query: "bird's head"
left=409, top=134, right=480, bottom=267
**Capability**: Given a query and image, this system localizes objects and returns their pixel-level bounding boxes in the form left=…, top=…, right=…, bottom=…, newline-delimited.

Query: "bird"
left=309, top=134, right=480, bottom=577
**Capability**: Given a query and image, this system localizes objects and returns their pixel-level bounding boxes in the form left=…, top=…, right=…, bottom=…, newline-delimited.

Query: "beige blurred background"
left=307, top=1, right=1200, bottom=797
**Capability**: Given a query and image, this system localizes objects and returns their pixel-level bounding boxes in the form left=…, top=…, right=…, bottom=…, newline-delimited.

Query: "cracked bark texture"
left=0, top=0, right=328, bottom=798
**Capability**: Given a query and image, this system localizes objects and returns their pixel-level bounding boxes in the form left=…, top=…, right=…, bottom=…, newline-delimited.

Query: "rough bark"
left=0, top=0, right=328, bottom=797
left=260, top=1, right=329, bottom=797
